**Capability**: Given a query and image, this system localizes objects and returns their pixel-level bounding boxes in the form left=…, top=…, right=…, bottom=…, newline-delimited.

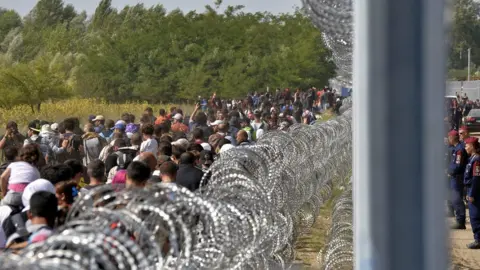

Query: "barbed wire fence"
left=318, top=179, right=353, bottom=270
left=302, top=0, right=354, bottom=269
left=302, top=0, right=353, bottom=85
left=0, top=99, right=352, bottom=269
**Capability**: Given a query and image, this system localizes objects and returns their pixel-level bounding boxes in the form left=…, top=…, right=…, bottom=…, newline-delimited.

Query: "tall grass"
left=0, top=98, right=195, bottom=132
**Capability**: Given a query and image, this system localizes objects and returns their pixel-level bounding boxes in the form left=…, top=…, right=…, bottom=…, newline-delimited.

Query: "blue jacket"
left=448, top=143, right=468, bottom=189
left=464, top=155, right=480, bottom=199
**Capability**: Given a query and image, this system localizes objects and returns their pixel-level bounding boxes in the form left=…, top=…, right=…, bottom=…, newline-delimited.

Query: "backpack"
left=2, top=209, right=27, bottom=242
left=63, top=134, right=83, bottom=162
left=6, top=214, right=30, bottom=244
left=99, top=144, right=115, bottom=162
left=251, top=122, right=265, bottom=141
left=114, top=149, right=137, bottom=170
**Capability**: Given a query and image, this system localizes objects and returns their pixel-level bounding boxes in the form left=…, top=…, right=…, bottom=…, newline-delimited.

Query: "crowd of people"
left=445, top=92, right=480, bottom=131
left=446, top=126, right=480, bottom=249
left=0, top=87, right=345, bottom=251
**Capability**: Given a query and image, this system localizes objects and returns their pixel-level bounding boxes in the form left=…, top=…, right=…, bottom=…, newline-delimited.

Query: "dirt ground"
left=450, top=215, right=480, bottom=270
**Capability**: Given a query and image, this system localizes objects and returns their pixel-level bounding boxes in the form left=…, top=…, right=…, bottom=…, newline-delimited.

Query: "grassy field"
left=0, top=98, right=194, bottom=132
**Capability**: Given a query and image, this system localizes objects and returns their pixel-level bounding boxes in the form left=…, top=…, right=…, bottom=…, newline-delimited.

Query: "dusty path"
left=450, top=215, right=480, bottom=270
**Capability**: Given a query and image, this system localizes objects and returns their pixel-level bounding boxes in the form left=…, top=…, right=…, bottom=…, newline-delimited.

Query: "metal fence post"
left=353, top=0, right=448, bottom=269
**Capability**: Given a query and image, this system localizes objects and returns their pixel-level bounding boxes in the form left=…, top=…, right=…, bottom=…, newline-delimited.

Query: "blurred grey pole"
left=353, top=0, right=448, bottom=269
left=468, top=48, right=471, bottom=81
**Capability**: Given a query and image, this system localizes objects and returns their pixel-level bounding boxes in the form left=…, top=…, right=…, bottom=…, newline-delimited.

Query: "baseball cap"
left=93, top=115, right=105, bottom=121
left=172, top=138, right=189, bottom=149
left=211, top=120, right=224, bottom=126
left=50, top=123, right=59, bottom=131
left=114, top=123, right=126, bottom=130
left=28, top=120, right=41, bottom=132
left=112, top=120, right=126, bottom=130
left=200, top=142, right=212, bottom=152
left=40, top=124, right=53, bottom=133
left=173, top=113, right=183, bottom=120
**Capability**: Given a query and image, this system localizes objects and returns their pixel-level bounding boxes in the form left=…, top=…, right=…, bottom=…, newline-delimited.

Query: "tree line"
left=449, top=0, right=480, bottom=80
left=0, top=0, right=336, bottom=111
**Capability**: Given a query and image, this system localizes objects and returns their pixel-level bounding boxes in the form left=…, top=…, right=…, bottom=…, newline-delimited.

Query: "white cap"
left=50, top=123, right=59, bottom=131
left=40, top=124, right=53, bottom=133
left=93, top=115, right=105, bottom=121
left=22, top=179, right=56, bottom=211
left=201, top=142, right=212, bottom=152
left=172, top=138, right=189, bottom=149
left=219, top=144, right=235, bottom=153
left=211, top=120, right=224, bottom=126
left=173, top=113, right=183, bottom=120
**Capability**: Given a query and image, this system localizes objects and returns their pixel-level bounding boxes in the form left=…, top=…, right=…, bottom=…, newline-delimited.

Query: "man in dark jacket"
left=176, top=152, right=204, bottom=192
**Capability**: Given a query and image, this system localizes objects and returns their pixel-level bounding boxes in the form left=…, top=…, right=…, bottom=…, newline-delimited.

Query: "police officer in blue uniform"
left=459, top=126, right=469, bottom=146
left=448, top=130, right=469, bottom=229
left=463, top=137, right=480, bottom=249
left=445, top=137, right=455, bottom=217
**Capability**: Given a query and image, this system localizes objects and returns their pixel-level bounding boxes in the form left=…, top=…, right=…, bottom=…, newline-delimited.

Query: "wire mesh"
left=318, top=182, right=353, bottom=270
left=0, top=101, right=352, bottom=269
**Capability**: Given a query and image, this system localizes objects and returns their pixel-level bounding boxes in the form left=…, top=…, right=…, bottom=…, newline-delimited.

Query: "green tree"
left=0, top=1, right=337, bottom=105
left=0, top=9, right=22, bottom=43
left=92, top=0, right=115, bottom=30
left=0, top=54, right=71, bottom=112
left=449, top=0, right=480, bottom=69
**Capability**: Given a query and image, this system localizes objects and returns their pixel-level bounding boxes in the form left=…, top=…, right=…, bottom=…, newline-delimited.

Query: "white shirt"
left=7, top=161, right=40, bottom=185
left=140, top=138, right=158, bottom=157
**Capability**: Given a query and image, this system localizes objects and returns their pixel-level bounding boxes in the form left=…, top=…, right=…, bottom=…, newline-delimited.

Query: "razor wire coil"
left=302, top=0, right=353, bottom=84
left=318, top=184, right=353, bottom=270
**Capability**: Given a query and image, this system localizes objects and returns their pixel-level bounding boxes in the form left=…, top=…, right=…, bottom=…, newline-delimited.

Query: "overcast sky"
left=0, top=0, right=300, bottom=16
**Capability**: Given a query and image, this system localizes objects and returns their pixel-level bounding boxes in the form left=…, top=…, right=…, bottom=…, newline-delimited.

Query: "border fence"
left=318, top=179, right=353, bottom=270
